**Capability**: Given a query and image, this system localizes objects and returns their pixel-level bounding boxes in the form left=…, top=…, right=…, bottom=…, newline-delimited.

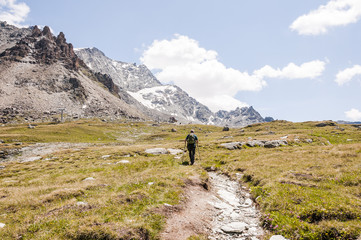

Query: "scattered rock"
left=246, top=140, right=266, bottom=147
left=221, top=222, right=247, bottom=234
left=145, top=148, right=168, bottom=155
left=220, top=142, right=243, bottom=150
left=164, top=203, right=172, bottom=207
left=315, top=122, right=336, bottom=127
left=148, top=182, right=154, bottom=185
left=0, top=223, right=5, bottom=228
left=167, top=148, right=183, bottom=155
left=76, top=201, right=88, bottom=206
left=221, top=139, right=288, bottom=149
left=0, top=139, right=4, bottom=143
left=83, top=177, right=95, bottom=181
left=222, top=126, right=230, bottom=131
left=347, top=139, right=353, bottom=142
left=305, top=139, right=313, bottom=143
left=270, top=235, right=289, bottom=240
left=101, top=155, right=111, bottom=159
left=264, top=140, right=288, bottom=148
left=28, top=124, right=35, bottom=129
left=171, top=128, right=177, bottom=132
left=14, top=142, right=22, bottom=146
left=116, top=160, right=130, bottom=164
left=0, top=166, right=5, bottom=169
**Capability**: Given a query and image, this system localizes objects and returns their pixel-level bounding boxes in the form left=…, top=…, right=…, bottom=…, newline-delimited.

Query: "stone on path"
left=221, top=222, right=247, bottom=233
left=270, top=235, right=289, bottom=240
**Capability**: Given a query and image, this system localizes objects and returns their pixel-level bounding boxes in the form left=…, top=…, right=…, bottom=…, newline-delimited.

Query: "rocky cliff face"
left=214, top=106, right=264, bottom=127
left=0, top=21, right=32, bottom=53
left=0, top=24, right=153, bottom=123
left=74, top=47, right=162, bottom=91
left=76, top=48, right=265, bottom=126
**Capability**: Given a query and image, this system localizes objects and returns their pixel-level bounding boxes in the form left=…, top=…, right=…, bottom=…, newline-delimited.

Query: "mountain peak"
left=0, top=25, right=83, bottom=70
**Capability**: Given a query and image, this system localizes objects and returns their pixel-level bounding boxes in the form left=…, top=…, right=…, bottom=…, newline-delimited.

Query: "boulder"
left=246, top=140, right=266, bottom=147
left=270, top=235, right=289, bottom=240
left=264, top=140, right=288, bottom=148
left=145, top=148, right=168, bottom=155
left=167, top=148, right=183, bottom=155
left=83, top=177, right=95, bottom=181
left=220, top=142, right=243, bottom=150
left=315, top=122, right=336, bottom=127
left=116, top=160, right=130, bottom=164
left=221, top=222, right=247, bottom=233
left=222, top=126, right=230, bottom=131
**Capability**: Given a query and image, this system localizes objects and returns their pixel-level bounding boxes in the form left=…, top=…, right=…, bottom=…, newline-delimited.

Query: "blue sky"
left=1, top=0, right=361, bottom=122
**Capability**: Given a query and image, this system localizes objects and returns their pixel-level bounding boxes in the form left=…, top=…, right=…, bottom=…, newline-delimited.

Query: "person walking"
left=185, top=129, right=198, bottom=165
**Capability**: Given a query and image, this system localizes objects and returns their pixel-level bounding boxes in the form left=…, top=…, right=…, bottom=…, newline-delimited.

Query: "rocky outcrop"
left=74, top=47, right=162, bottom=91
left=220, top=139, right=288, bottom=150
left=0, top=21, right=32, bottom=53
left=0, top=23, right=153, bottom=123
left=0, top=25, right=83, bottom=70
left=214, top=106, right=265, bottom=127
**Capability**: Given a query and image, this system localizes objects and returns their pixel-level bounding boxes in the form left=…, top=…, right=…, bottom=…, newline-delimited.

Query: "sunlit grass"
left=0, top=120, right=361, bottom=239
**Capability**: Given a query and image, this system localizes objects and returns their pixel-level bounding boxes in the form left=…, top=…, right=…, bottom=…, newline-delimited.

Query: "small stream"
left=207, top=172, right=264, bottom=240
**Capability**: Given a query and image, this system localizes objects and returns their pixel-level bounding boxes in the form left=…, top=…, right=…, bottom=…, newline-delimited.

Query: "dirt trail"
left=160, top=172, right=264, bottom=240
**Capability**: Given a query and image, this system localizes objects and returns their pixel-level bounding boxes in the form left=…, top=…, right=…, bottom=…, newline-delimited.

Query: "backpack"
left=187, top=133, right=196, bottom=144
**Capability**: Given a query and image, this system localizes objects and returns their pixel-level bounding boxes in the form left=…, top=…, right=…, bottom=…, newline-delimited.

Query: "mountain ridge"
left=75, top=47, right=265, bottom=126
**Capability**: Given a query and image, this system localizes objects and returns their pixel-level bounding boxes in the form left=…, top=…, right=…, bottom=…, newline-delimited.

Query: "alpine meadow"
left=1, top=1, right=361, bottom=240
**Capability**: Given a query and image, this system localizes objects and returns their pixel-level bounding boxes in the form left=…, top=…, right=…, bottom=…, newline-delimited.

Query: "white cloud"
left=290, top=0, right=361, bottom=35
left=0, top=0, right=30, bottom=27
left=141, top=34, right=326, bottom=112
left=345, top=108, right=361, bottom=121
left=335, top=64, right=361, bottom=85
left=197, top=95, right=249, bottom=112
left=254, top=60, right=326, bottom=79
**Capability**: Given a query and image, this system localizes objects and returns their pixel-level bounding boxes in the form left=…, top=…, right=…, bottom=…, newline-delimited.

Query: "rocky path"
left=161, top=171, right=265, bottom=240
left=208, top=172, right=264, bottom=240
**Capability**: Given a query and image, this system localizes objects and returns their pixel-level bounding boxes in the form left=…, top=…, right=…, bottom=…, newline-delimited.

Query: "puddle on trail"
left=208, top=172, right=264, bottom=240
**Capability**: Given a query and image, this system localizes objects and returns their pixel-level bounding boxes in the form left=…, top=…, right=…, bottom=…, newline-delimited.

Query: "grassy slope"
left=0, top=119, right=360, bottom=239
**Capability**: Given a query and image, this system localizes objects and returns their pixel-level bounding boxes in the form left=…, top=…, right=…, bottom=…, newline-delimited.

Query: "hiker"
left=185, top=129, right=198, bottom=165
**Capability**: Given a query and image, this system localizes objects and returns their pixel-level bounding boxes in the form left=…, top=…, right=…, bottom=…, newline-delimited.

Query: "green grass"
left=0, top=119, right=361, bottom=239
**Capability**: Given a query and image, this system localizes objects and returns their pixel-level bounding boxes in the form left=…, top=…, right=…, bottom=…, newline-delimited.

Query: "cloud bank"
left=290, top=0, right=361, bottom=35
left=0, top=0, right=29, bottom=27
left=345, top=108, right=361, bottom=121
left=335, top=65, right=361, bottom=85
left=141, top=34, right=326, bottom=112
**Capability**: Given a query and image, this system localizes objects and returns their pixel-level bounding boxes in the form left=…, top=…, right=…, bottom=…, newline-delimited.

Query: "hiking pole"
left=197, top=144, right=201, bottom=161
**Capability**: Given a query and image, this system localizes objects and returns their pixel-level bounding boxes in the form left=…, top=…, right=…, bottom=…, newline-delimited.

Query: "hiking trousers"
left=187, top=144, right=196, bottom=165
